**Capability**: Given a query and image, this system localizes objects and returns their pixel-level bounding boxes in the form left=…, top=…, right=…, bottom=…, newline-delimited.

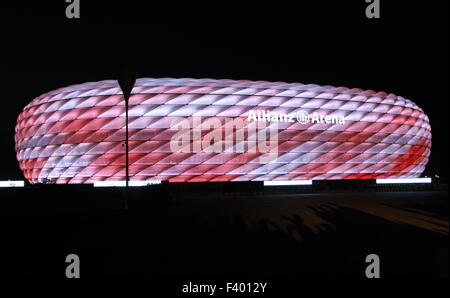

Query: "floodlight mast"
left=118, top=69, right=136, bottom=188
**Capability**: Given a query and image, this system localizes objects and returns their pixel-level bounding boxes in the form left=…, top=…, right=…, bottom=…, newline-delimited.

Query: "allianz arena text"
left=14, top=78, right=431, bottom=184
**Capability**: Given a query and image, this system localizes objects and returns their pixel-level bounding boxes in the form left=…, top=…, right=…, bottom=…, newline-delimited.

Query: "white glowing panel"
left=0, top=180, right=25, bottom=187
left=93, top=180, right=162, bottom=187
left=376, top=178, right=432, bottom=184
left=264, top=180, right=313, bottom=186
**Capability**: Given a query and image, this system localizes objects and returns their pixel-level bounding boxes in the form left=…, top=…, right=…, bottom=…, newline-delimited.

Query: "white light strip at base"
left=376, top=178, right=432, bottom=184
left=264, top=180, right=313, bottom=186
left=0, top=180, right=25, bottom=187
left=93, top=180, right=162, bottom=187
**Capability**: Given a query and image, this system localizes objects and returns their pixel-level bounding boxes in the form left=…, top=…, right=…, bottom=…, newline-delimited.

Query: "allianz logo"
left=247, top=109, right=345, bottom=125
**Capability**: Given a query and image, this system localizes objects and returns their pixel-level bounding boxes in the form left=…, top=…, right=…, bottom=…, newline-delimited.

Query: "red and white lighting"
left=14, top=78, right=431, bottom=184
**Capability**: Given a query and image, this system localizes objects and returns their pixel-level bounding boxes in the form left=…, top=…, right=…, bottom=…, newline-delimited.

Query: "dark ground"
left=0, top=184, right=448, bottom=283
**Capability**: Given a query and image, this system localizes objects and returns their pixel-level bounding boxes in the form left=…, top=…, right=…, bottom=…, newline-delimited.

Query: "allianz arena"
left=14, top=78, right=431, bottom=184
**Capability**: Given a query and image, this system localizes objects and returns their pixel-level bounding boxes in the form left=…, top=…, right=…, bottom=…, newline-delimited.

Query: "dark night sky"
left=1, top=0, right=448, bottom=180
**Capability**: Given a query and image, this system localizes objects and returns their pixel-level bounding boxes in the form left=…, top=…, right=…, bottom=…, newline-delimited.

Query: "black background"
left=1, top=0, right=448, bottom=181
left=0, top=1, right=448, bottom=285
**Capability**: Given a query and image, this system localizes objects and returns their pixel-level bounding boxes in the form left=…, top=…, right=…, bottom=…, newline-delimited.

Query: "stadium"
left=14, top=78, right=431, bottom=184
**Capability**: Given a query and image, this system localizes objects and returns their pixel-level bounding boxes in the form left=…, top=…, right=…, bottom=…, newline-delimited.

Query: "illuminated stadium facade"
left=14, top=78, right=431, bottom=184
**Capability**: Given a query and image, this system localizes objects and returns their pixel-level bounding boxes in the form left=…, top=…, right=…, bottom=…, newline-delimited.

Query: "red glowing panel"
left=15, top=78, right=431, bottom=184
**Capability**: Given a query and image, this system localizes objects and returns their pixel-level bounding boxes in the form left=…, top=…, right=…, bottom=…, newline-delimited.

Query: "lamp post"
left=118, top=68, right=136, bottom=188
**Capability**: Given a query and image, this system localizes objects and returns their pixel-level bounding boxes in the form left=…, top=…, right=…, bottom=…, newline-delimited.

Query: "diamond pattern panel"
left=15, top=78, right=431, bottom=184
